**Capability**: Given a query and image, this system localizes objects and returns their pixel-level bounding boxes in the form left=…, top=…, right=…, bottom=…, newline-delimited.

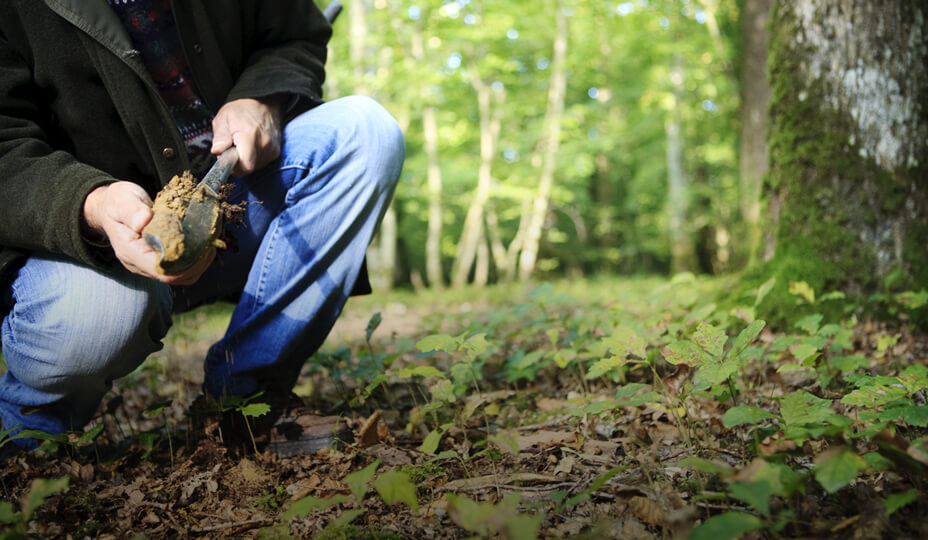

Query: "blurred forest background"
left=325, top=0, right=751, bottom=289
left=323, top=0, right=926, bottom=307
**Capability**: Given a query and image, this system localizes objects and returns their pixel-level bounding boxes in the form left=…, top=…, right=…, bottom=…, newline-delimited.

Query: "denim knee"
left=335, top=95, right=406, bottom=192
left=286, top=96, right=405, bottom=195
left=2, top=261, right=173, bottom=396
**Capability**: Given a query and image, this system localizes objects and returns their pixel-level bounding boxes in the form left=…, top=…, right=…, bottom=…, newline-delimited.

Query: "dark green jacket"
left=0, top=0, right=332, bottom=285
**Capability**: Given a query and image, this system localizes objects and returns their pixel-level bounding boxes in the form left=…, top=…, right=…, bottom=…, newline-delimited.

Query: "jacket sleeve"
left=0, top=31, right=116, bottom=269
left=225, top=0, right=332, bottom=111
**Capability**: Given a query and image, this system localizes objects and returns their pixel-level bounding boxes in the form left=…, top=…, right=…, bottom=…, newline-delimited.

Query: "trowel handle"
left=200, top=147, right=239, bottom=195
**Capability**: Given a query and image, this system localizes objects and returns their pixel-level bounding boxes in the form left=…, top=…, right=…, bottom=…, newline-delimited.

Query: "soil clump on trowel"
left=143, top=171, right=246, bottom=274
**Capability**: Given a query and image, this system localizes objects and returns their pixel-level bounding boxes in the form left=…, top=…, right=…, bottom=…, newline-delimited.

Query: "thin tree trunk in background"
left=485, top=204, right=508, bottom=277
left=667, top=56, right=695, bottom=273
left=474, top=234, right=489, bottom=287
left=352, top=0, right=398, bottom=289
left=696, top=0, right=724, bottom=54
left=504, top=199, right=531, bottom=282
left=349, top=0, right=367, bottom=93
left=517, top=4, right=569, bottom=282
left=595, top=152, right=615, bottom=272
left=741, top=0, right=772, bottom=265
left=450, top=69, right=502, bottom=288
left=409, top=22, right=445, bottom=290
left=422, top=106, right=444, bottom=289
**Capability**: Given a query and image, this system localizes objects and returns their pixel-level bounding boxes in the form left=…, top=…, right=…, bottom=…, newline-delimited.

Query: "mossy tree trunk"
left=764, top=1, right=928, bottom=302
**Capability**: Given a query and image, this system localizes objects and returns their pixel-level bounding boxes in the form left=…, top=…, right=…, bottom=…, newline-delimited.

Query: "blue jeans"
left=0, top=96, right=403, bottom=444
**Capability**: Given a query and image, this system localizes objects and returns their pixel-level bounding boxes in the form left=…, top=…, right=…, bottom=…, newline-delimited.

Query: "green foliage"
left=884, top=489, right=919, bottom=515
left=1, top=477, right=69, bottom=539
left=372, top=470, right=419, bottom=511
left=689, top=511, right=764, bottom=540
left=325, top=0, right=743, bottom=282
left=814, top=447, right=865, bottom=494
left=278, top=277, right=926, bottom=537
left=345, top=460, right=381, bottom=501
left=446, top=493, right=542, bottom=540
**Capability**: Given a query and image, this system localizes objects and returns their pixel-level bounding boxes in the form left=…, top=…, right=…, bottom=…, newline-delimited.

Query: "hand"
left=210, top=96, right=285, bottom=175
left=82, top=182, right=214, bottom=285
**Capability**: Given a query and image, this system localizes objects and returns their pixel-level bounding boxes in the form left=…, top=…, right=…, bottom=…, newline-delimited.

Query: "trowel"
left=142, top=147, right=238, bottom=274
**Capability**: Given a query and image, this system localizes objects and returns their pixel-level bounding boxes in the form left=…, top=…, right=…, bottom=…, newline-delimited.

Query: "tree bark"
left=740, top=0, right=772, bottom=264
left=765, top=1, right=928, bottom=299
left=422, top=106, right=444, bottom=289
left=450, top=68, right=502, bottom=288
left=517, top=4, right=569, bottom=282
left=667, top=56, right=696, bottom=274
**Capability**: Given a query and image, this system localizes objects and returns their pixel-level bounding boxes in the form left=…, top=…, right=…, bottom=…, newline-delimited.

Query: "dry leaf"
left=287, top=475, right=321, bottom=501
left=662, top=364, right=691, bottom=397
left=554, top=456, right=576, bottom=476
left=628, top=496, right=665, bottom=527
left=358, top=410, right=384, bottom=448
left=518, top=430, right=576, bottom=451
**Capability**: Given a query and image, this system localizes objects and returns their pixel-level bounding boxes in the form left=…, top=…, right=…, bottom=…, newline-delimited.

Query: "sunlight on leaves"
left=789, top=281, right=815, bottom=304
left=602, top=325, right=647, bottom=359
left=416, top=334, right=459, bottom=353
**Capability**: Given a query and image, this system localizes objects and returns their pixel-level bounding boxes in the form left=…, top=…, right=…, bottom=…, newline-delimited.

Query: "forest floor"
left=2, top=275, right=928, bottom=539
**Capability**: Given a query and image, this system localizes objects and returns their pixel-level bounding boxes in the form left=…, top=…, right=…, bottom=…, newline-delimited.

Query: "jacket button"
left=193, top=43, right=203, bottom=53
left=162, top=147, right=176, bottom=159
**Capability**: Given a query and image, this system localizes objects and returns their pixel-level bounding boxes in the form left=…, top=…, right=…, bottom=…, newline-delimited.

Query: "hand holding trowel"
left=141, top=147, right=238, bottom=275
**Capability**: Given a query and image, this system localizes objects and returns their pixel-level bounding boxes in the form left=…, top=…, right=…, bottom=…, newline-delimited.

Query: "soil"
left=143, top=172, right=245, bottom=274
left=143, top=172, right=198, bottom=273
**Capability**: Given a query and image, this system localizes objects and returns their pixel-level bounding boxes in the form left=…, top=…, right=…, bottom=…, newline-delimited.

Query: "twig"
left=191, top=518, right=271, bottom=534
left=442, top=481, right=575, bottom=493
left=168, top=445, right=204, bottom=481
left=658, top=448, right=691, bottom=462
left=695, top=502, right=756, bottom=514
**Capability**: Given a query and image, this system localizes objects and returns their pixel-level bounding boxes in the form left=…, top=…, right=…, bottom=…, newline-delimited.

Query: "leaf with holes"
left=662, top=340, right=710, bottom=366
left=602, top=325, right=647, bottom=359
left=693, top=321, right=726, bottom=358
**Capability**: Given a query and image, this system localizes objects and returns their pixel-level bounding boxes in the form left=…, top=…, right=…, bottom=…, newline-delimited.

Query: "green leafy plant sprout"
left=0, top=476, right=69, bottom=539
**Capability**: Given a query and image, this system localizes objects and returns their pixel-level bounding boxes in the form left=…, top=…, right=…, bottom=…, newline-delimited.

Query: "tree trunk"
left=450, top=69, right=502, bottom=288
left=422, top=106, right=444, bottom=289
left=594, top=153, right=616, bottom=272
left=349, top=0, right=368, bottom=94
left=740, top=0, right=772, bottom=264
left=764, top=1, right=928, bottom=301
left=667, top=57, right=696, bottom=273
left=517, top=4, right=569, bottom=282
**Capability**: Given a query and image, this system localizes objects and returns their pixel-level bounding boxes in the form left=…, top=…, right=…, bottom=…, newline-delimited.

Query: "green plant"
left=0, top=477, right=69, bottom=539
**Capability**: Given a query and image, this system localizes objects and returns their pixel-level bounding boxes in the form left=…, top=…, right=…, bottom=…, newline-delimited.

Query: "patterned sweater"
left=107, top=0, right=214, bottom=175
